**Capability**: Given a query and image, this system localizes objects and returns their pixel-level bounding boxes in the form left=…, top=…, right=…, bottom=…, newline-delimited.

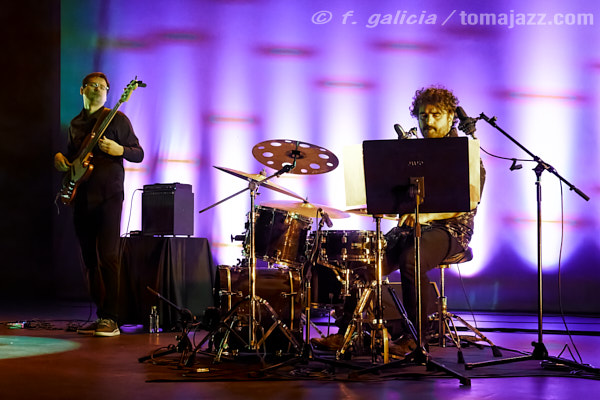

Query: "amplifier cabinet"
left=142, top=183, right=194, bottom=236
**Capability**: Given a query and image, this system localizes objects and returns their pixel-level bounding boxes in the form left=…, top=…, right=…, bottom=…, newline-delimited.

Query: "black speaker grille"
left=141, top=183, right=194, bottom=236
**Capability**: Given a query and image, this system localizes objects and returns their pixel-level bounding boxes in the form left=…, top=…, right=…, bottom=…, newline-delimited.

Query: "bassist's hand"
left=98, top=138, right=124, bottom=156
left=54, top=152, right=70, bottom=172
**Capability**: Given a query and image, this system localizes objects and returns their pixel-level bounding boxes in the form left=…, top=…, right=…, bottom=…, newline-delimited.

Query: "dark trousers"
left=73, top=193, right=123, bottom=322
left=384, top=226, right=463, bottom=337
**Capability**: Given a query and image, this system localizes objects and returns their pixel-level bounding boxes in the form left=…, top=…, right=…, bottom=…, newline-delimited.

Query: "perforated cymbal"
left=252, top=139, right=339, bottom=174
left=214, top=166, right=305, bottom=201
left=260, top=200, right=350, bottom=219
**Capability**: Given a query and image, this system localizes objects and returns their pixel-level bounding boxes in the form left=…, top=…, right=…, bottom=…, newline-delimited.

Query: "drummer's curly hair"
left=409, top=85, right=459, bottom=120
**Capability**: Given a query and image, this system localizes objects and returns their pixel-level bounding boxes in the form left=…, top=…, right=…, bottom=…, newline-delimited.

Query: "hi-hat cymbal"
left=252, top=139, right=339, bottom=174
left=214, top=166, right=305, bottom=201
left=260, top=200, right=350, bottom=219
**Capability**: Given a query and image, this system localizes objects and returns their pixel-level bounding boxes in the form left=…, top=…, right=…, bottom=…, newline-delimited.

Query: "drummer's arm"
left=398, top=212, right=466, bottom=227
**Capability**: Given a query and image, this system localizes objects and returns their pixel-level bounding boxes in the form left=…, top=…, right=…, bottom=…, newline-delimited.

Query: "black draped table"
left=119, top=236, right=215, bottom=330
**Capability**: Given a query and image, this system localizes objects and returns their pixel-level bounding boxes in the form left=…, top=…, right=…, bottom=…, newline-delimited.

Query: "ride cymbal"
left=252, top=139, right=339, bottom=174
left=260, top=199, right=350, bottom=219
left=214, top=166, right=305, bottom=201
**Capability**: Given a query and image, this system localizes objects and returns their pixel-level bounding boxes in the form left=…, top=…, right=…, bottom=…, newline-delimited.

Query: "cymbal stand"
left=347, top=177, right=471, bottom=385
left=244, top=165, right=304, bottom=353
left=198, top=161, right=304, bottom=358
left=464, top=114, right=599, bottom=377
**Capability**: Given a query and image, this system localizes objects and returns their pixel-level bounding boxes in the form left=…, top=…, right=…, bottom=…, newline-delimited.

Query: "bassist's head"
left=80, top=72, right=110, bottom=115
left=82, top=72, right=110, bottom=91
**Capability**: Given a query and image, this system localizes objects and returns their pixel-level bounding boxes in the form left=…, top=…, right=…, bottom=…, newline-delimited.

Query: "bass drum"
left=215, top=265, right=302, bottom=353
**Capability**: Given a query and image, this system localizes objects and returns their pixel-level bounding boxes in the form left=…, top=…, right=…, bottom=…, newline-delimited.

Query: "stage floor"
left=1, top=300, right=599, bottom=399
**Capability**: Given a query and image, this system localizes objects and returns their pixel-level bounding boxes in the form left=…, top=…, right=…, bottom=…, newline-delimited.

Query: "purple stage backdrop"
left=59, top=0, right=599, bottom=313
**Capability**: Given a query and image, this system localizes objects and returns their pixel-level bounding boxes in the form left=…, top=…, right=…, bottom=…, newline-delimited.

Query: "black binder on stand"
left=362, top=137, right=480, bottom=216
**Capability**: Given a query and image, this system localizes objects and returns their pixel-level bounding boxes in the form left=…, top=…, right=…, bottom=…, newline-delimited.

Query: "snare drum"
left=215, top=265, right=302, bottom=352
left=246, top=206, right=312, bottom=268
left=314, top=230, right=378, bottom=265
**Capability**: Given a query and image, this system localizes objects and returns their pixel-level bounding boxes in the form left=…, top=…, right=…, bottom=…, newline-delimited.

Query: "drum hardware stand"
left=253, top=210, right=363, bottom=376
left=336, top=215, right=389, bottom=363
left=335, top=280, right=377, bottom=360
left=463, top=114, right=599, bottom=377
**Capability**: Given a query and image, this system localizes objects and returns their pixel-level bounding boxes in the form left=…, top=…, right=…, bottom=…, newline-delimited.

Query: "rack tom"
left=246, top=206, right=312, bottom=268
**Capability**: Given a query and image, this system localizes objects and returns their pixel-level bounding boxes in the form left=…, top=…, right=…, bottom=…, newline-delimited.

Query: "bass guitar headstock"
left=120, top=76, right=147, bottom=103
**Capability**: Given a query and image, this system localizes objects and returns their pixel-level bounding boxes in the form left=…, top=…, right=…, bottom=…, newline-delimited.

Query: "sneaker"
left=94, top=318, right=120, bottom=337
left=77, top=319, right=100, bottom=335
left=311, top=333, right=345, bottom=351
left=389, top=335, right=417, bottom=357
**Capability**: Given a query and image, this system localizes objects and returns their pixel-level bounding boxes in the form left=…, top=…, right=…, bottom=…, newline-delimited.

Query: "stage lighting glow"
left=0, top=336, right=80, bottom=360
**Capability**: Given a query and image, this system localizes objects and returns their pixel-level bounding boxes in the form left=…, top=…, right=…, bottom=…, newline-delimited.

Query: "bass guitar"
left=59, top=78, right=145, bottom=205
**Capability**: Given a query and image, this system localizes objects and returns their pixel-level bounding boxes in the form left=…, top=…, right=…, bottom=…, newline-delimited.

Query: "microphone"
left=455, top=106, right=478, bottom=138
left=394, top=124, right=417, bottom=140
left=319, top=209, right=333, bottom=228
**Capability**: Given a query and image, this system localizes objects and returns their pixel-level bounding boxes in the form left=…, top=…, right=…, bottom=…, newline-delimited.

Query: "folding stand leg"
left=430, top=267, right=502, bottom=362
left=336, top=286, right=373, bottom=360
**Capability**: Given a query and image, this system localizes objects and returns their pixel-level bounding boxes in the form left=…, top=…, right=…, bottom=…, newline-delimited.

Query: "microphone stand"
left=464, top=113, right=598, bottom=376
left=138, top=286, right=196, bottom=365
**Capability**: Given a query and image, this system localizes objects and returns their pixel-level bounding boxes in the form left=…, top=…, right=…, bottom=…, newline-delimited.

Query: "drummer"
left=312, top=85, right=486, bottom=356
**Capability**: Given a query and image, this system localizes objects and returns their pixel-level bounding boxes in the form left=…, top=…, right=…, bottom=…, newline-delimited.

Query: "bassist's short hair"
left=81, top=72, right=110, bottom=91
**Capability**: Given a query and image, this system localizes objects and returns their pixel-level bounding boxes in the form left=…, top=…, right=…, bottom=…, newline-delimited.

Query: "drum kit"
left=203, top=139, right=402, bottom=364
left=146, top=137, right=482, bottom=384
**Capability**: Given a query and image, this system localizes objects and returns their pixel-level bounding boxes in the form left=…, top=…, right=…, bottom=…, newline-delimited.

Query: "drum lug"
left=319, top=248, right=327, bottom=260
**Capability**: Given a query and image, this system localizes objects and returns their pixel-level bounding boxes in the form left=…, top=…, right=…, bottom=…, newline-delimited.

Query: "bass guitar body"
left=59, top=152, right=95, bottom=205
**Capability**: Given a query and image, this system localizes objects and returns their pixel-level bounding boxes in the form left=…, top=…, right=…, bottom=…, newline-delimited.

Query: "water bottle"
left=149, top=306, right=159, bottom=333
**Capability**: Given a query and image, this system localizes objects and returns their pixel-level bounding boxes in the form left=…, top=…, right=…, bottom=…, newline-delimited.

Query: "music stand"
left=349, top=137, right=479, bottom=384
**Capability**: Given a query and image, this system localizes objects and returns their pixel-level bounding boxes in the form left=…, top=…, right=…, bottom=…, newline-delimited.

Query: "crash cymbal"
left=260, top=200, right=350, bottom=219
left=252, top=139, right=339, bottom=174
left=214, top=166, right=305, bottom=201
